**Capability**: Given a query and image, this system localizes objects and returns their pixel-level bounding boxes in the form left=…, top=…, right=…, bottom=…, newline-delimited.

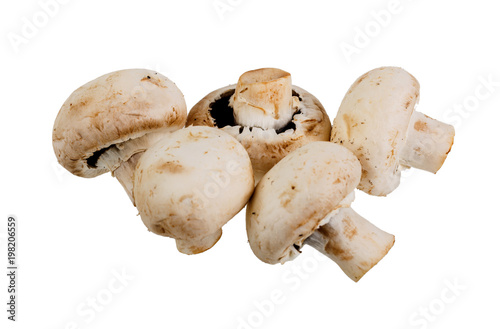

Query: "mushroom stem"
left=400, top=111, right=455, bottom=173
left=112, top=152, right=143, bottom=205
left=304, top=207, right=395, bottom=282
left=96, top=130, right=177, bottom=205
left=176, top=229, right=223, bottom=255
left=230, top=68, right=299, bottom=130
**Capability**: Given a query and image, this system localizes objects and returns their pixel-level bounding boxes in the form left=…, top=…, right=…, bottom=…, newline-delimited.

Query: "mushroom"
left=52, top=69, right=187, bottom=203
left=246, top=141, right=395, bottom=282
left=186, top=68, right=331, bottom=182
left=331, top=67, right=455, bottom=196
left=134, top=126, right=254, bottom=254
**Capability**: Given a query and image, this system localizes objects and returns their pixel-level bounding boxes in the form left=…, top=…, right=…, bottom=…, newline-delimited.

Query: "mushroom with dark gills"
left=246, top=142, right=395, bottom=282
left=134, top=126, right=255, bottom=254
left=52, top=69, right=187, bottom=203
left=331, top=67, right=455, bottom=196
left=186, top=68, right=332, bottom=183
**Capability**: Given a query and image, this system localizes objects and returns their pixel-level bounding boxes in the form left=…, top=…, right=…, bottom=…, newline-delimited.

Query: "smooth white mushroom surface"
left=331, top=67, right=455, bottom=196
left=247, top=141, right=394, bottom=281
left=134, top=126, right=254, bottom=255
left=186, top=68, right=331, bottom=183
left=52, top=68, right=187, bottom=202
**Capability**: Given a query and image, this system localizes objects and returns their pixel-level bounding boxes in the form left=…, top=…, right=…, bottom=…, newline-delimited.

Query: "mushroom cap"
left=331, top=67, right=420, bottom=196
left=53, top=69, right=187, bottom=178
left=246, top=141, right=361, bottom=264
left=186, top=85, right=331, bottom=181
left=134, top=126, right=254, bottom=252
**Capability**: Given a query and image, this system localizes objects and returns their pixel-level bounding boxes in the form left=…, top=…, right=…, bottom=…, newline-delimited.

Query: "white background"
left=1, top=0, right=499, bottom=328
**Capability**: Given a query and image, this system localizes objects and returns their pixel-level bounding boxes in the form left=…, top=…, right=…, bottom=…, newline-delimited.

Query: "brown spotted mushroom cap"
left=246, top=141, right=361, bottom=264
left=53, top=69, right=187, bottom=178
left=331, top=67, right=421, bottom=196
left=134, top=126, right=254, bottom=255
left=186, top=71, right=331, bottom=182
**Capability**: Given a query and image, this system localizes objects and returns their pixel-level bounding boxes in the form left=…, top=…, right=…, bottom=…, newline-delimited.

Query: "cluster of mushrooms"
left=53, top=67, right=455, bottom=281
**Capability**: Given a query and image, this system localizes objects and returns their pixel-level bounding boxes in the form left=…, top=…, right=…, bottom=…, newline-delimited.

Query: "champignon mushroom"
left=331, top=67, right=455, bottom=196
left=186, top=68, right=331, bottom=183
left=134, top=126, right=254, bottom=254
left=246, top=141, right=394, bottom=282
left=52, top=69, right=187, bottom=203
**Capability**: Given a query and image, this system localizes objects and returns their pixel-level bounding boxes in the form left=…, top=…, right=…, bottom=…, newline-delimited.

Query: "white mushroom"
left=187, top=68, right=331, bottom=182
left=246, top=142, right=395, bottom=282
left=52, top=69, right=187, bottom=204
left=134, top=126, right=254, bottom=254
left=331, top=67, right=455, bottom=196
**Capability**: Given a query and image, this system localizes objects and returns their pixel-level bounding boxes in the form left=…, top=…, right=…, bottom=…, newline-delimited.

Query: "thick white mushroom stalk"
left=93, top=131, right=169, bottom=205
left=230, top=68, right=300, bottom=130
left=112, top=153, right=142, bottom=204
left=400, top=111, right=455, bottom=173
left=304, top=205, right=395, bottom=282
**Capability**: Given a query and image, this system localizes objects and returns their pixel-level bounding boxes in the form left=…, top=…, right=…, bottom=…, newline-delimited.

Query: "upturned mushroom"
left=134, top=126, right=254, bottom=254
left=186, top=68, right=331, bottom=182
left=331, top=67, right=455, bottom=196
left=246, top=142, right=395, bottom=282
left=52, top=69, right=187, bottom=203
